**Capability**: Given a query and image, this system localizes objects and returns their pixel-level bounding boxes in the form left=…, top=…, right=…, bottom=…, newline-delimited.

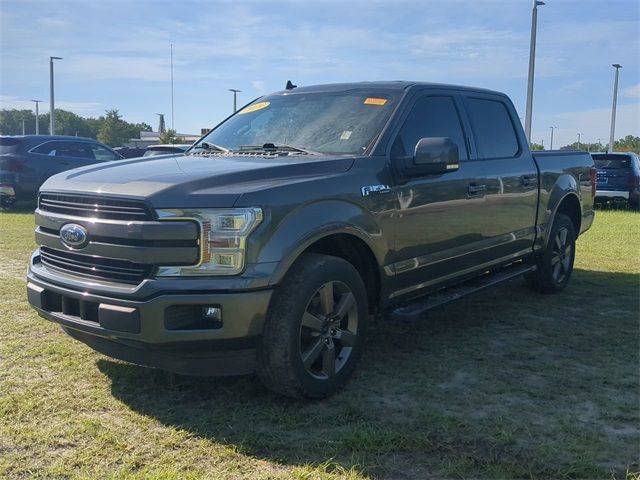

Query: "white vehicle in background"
left=143, top=144, right=192, bottom=157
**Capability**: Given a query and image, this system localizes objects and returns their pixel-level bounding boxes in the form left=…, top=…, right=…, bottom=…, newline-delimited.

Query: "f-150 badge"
left=361, top=184, right=391, bottom=196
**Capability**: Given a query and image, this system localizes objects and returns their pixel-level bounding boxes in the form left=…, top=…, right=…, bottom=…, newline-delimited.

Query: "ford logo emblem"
left=60, top=223, right=89, bottom=249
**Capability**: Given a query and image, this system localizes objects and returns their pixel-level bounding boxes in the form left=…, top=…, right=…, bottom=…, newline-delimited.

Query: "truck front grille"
left=39, top=246, right=152, bottom=284
left=39, top=193, right=152, bottom=221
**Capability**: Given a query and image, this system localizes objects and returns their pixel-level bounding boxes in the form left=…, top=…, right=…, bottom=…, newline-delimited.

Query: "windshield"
left=196, top=90, right=399, bottom=155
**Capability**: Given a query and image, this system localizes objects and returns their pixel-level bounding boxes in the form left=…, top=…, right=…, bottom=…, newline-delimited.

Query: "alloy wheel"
left=299, top=280, right=358, bottom=380
left=550, top=227, right=572, bottom=284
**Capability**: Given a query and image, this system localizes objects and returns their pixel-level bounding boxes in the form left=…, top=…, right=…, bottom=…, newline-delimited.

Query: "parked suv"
left=592, top=152, right=640, bottom=209
left=0, top=135, right=122, bottom=206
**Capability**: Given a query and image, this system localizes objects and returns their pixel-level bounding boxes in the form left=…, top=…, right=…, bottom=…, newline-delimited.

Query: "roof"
left=591, top=152, right=637, bottom=157
left=271, top=80, right=503, bottom=96
left=0, top=134, right=94, bottom=141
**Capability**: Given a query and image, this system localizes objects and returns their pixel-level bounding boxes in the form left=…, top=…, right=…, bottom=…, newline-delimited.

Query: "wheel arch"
left=545, top=192, right=581, bottom=248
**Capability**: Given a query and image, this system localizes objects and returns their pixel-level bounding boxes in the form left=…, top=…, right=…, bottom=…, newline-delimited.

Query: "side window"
left=90, top=144, right=118, bottom=161
left=32, top=141, right=60, bottom=156
left=391, top=96, right=468, bottom=160
left=465, top=98, right=519, bottom=159
left=54, top=142, right=94, bottom=159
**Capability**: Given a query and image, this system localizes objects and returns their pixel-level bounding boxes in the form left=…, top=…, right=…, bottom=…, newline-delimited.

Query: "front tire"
left=526, top=213, right=576, bottom=293
left=257, top=253, right=368, bottom=399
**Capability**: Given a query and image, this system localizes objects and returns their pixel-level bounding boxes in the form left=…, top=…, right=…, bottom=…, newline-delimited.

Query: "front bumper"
left=27, top=262, right=274, bottom=376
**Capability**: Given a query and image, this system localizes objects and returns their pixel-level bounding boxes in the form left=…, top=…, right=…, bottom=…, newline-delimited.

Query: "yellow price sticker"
left=364, top=97, right=387, bottom=106
left=239, top=101, right=270, bottom=114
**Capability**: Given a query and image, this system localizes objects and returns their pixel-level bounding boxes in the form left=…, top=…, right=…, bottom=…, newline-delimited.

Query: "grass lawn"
left=0, top=209, right=638, bottom=479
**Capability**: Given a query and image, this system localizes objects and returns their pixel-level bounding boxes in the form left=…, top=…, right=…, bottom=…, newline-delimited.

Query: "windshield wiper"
left=191, top=142, right=229, bottom=153
left=238, top=143, right=320, bottom=155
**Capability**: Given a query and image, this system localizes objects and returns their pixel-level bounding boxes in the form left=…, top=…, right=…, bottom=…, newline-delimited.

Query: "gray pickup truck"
left=27, top=81, right=596, bottom=398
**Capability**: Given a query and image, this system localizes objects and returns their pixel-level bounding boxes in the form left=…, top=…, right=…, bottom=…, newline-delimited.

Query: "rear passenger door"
left=460, top=93, right=539, bottom=262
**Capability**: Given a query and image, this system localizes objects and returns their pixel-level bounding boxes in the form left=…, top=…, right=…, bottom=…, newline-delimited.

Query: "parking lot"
left=0, top=209, right=637, bottom=479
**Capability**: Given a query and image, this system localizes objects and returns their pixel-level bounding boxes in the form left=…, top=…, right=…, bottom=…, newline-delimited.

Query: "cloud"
left=624, top=84, right=640, bottom=99
left=0, top=95, right=101, bottom=114
left=251, top=80, right=266, bottom=93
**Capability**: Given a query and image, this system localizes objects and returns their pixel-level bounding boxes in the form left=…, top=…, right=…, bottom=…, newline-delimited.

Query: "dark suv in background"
left=0, top=135, right=122, bottom=206
left=592, top=152, right=640, bottom=210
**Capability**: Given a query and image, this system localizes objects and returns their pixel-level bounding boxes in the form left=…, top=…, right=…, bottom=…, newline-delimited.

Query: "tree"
left=614, top=135, right=640, bottom=154
left=560, top=142, right=603, bottom=152
left=0, top=109, right=40, bottom=135
left=530, top=143, right=544, bottom=151
left=158, top=129, right=185, bottom=144
left=1, top=108, right=153, bottom=144
left=97, top=109, right=134, bottom=147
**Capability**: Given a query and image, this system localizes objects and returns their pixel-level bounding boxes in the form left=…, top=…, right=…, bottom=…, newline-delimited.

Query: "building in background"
left=125, top=130, right=200, bottom=148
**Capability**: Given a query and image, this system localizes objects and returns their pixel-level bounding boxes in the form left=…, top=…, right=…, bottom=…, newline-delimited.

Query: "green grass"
left=1, top=210, right=638, bottom=479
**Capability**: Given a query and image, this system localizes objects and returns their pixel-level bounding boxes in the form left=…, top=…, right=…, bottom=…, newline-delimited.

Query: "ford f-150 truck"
left=27, top=81, right=596, bottom=398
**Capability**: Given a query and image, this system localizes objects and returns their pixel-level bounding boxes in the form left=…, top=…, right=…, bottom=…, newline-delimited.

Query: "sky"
left=0, top=0, right=638, bottom=148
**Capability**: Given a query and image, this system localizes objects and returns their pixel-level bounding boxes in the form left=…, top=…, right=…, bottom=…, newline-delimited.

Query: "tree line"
left=0, top=108, right=152, bottom=147
left=522, top=135, right=640, bottom=154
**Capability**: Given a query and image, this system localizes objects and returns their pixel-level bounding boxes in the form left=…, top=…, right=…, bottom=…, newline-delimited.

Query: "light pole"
left=524, top=0, right=545, bottom=143
left=170, top=43, right=175, bottom=130
left=549, top=126, right=558, bottom=150
left=577, top=133, right=584, bottom=150
left=49, top=56, right=63, bottom=135
left=31, top=99, right=42, bottom=135
left=608, top=64, right=622, bottom=153
left=229, top=88, right=241, bottom=113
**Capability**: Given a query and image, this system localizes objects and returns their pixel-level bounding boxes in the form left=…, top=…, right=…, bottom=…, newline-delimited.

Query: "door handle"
left=468, top=183, right=486, bottom=196
left=521, top=175, right=537, bottom=187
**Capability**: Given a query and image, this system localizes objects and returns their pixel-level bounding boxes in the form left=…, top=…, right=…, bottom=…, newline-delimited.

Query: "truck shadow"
left=97, top=268, right=639, bottom=477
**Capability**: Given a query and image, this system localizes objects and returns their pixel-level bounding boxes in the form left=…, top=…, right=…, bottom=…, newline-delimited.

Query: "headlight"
left=156, top=208, right=263, bottom=276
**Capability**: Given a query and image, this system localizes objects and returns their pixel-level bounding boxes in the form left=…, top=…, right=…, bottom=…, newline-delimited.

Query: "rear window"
left=0, top=138, right=21, bottom=154
left=592, top=155, right=630, bottom=169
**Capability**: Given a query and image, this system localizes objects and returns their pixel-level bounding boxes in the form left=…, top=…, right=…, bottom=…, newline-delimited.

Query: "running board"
left=390, top=263, right=536, bottom=320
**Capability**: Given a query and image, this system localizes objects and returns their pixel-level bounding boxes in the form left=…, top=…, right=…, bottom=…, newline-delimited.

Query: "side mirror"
left=400, top=137, right=460, bottom=177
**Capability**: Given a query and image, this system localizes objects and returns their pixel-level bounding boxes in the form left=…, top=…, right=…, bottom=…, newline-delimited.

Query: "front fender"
left=254, top=200, right=386, bottom=285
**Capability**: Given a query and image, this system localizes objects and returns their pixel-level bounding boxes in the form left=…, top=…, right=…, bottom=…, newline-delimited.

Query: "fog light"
left=165, top=304, right=223, bottom=330
left=203, top=306, right=222, bottom=321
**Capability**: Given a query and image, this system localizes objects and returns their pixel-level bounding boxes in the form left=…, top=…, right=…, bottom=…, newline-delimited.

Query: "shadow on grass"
left=1, top=200, right=37, bottom=214
left=97, top=268, right=639, bottom=478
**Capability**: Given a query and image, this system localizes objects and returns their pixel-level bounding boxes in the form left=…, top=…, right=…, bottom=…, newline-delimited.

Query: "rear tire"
left=526, top=213, right=576, bottom=294
left=257, top=253, right=368, bottom=399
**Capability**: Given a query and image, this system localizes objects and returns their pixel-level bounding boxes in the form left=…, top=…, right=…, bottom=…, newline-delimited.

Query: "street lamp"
left=549, top=126, right=558, bottom=150
left=524, top=0, right=545, bottom=143
left=229, top=88, right=241, bottom=113
left=49, top=56, right=63, bottom=135
left=577, top=133, right=584, bottom=150
left=608, top=64, right=622, bottom=153
left=30, top=99, right=42, bottom=135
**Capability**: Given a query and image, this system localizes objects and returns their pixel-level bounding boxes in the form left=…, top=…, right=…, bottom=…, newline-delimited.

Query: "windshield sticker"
left=239, top=101, right=270, bottom=114
left=364, top=97, right=387, bottom=106
left=340, top=130, right=352, bottom=140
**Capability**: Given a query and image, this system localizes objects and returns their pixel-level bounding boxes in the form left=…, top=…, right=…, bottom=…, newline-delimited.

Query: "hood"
left=40, top=153, right=355, bottom=208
